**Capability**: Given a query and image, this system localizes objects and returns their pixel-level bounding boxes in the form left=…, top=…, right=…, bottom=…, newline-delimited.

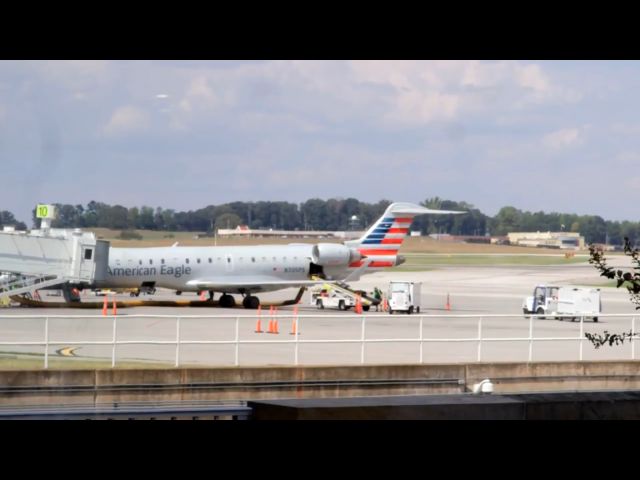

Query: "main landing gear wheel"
left=242, top=295, right=260, bottom=309
left=219, top=294, right=236, bottom=308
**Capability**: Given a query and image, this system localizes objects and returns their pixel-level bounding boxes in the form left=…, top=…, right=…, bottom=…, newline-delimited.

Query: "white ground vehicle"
left=310, top=285, right=372, bottom=311
left=388, top=281, right=422, bottom=314
left=93, top=288, right=117, bottom=296
left=522, top=285, right=601, bottom=322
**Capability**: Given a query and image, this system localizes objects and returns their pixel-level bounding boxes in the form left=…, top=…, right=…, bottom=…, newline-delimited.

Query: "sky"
left=1, top=60, right=639, bottom=225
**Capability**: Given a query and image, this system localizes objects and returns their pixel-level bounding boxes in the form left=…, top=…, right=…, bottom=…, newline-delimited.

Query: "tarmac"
left=1, top=260, right=638, bottom=367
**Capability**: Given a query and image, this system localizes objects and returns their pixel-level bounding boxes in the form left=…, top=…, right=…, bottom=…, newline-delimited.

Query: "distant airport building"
left=216, top=225, right=363, bottom=240
left=507, top=231, right=585, bottom=249
left=428, top=233, right=496, bottom=244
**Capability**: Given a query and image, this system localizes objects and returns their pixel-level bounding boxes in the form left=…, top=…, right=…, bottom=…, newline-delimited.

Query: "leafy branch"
left=585, top=237, right=640, bottom=348
left=584, top=330, right=637, bottom=349
left=588, top=237, right=640, bottom=309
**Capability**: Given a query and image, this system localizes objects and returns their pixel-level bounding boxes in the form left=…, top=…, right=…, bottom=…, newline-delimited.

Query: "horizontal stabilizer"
left=385, top=202, right=465, bottom=216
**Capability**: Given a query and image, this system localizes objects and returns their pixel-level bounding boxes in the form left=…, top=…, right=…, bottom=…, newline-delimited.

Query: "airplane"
left=95, top=202, right=464, bottom=308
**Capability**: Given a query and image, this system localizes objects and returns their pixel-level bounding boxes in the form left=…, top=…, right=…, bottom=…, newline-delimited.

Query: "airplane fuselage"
left=99, top=244, right=336, bottom=293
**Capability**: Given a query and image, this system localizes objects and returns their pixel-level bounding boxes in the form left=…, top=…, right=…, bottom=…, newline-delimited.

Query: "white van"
left=522, top=285, right=601, bottom=321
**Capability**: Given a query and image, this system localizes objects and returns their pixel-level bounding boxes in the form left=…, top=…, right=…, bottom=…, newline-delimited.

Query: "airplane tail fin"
left=344, top=202, right=464, bottom=269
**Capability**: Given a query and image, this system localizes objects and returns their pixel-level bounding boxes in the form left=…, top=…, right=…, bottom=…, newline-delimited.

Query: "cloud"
left=347, top=60, right=573, bottom=125
left=515, top=64, right=550, bottom=93
left=610, top=152, right=640, bottom=168
left=178, top=75, right=218, bottom=113
left=390, top=90, right=461, bottom=123
left=103, top=106, right=149, bottom=136
left=542, top=127, right=583, bottom=149
left=611, top=123, right=640, bottom=136
left=37, top=61, right=112, bottom=91
left=625, top=176, right=640, bottom=189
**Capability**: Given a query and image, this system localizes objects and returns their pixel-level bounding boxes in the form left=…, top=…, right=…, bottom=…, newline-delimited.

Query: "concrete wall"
left=1, top=361, right=639, bottom=406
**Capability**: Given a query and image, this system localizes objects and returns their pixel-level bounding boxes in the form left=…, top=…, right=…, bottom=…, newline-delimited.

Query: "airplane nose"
left=395, top=255, right=406, bottom=266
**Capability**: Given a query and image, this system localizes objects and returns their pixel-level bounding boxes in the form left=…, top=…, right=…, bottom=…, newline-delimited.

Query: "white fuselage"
left=98, top=244, right=353, bottom=293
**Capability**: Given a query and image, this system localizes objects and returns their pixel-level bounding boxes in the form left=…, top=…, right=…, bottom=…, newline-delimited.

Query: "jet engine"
left=311, top=243, right=362, bottom=266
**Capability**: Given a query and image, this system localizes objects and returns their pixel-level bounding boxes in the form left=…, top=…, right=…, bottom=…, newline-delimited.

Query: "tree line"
left=0, top=211, right=27, bottom=231
left=0, top=198, right=634, bottom=245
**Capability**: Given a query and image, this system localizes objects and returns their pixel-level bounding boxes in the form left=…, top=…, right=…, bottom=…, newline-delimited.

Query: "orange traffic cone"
left=290, top=306, right=299, bottom=335
left=112, top=297, right=117, bottom=316
left=102, top=295, right=108, bottom=316
left=382, top=297, right=388, bottom=312
left=355, top=295, right=362, bottom=314
left=199, top=291, right=206, bottom=301
left=445, top=293, right=451, bottom=311
left=273, top=307, right=279, bottom=334
left=255, top=317, right=263, bottom=333
left=267, top=306, right=274, bottom=333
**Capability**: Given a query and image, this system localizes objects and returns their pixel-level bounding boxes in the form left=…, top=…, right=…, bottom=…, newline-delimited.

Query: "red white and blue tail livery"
left=344, top=202, right=464, bottom=271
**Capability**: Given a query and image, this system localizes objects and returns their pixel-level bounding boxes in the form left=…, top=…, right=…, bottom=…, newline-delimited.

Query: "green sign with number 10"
left=36, top=204, right=54, bottom=219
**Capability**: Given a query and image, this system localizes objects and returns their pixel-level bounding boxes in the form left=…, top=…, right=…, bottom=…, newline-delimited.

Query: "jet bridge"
left=0, top=226, right=109, bottom=300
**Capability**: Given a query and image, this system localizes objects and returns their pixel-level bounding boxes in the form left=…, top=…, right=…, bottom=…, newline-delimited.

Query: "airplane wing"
left=186, top=276, right=326, bottom=293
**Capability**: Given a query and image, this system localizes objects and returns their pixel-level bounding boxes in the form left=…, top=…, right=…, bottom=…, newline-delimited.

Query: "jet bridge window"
left=84, top=249, right=93, bottom=260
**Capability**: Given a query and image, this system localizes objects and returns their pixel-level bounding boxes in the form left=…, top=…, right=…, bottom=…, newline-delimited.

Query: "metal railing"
left=0, top=313, right=636, bottom=368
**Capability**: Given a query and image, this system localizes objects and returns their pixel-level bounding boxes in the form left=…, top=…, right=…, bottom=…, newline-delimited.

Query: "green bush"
left=118, top=230, right=143, bottom=240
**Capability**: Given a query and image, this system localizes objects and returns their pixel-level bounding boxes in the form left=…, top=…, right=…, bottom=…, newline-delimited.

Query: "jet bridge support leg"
left=61, top=283, right=81, bottom=303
